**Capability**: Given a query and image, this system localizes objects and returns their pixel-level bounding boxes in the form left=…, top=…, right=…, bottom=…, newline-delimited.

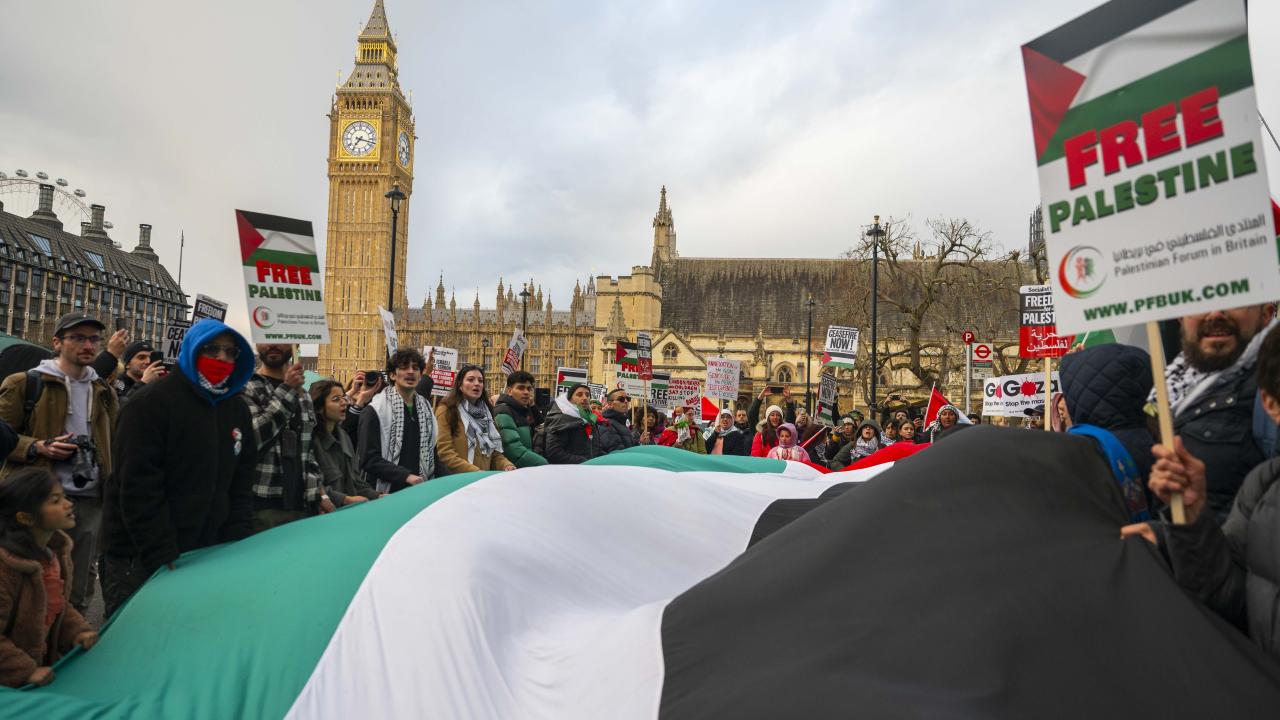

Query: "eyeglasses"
left=61, top=334, right=102, bottom=345
left=199, top=343, right=241, bottom=360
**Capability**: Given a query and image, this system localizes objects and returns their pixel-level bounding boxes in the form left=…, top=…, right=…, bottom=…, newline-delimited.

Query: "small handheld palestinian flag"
left=822, top=326, right=859, bottom=369
left=616, top=340, right=639, bottom=370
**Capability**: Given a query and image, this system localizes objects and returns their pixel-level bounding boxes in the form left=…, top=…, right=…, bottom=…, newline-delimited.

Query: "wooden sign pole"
left=1146, top=320, right=1186, bottom=524
left=642, top=378, right=650, bottom=442
left=1043, top=357, right=1052, bottom=432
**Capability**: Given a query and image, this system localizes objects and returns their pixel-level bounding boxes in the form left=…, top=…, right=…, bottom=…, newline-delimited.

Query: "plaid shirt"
left=242, top=374, right=322, bottom=505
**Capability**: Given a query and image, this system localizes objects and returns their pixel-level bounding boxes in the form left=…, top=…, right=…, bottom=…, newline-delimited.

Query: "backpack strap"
left=22, top=369, right=44, bottom=433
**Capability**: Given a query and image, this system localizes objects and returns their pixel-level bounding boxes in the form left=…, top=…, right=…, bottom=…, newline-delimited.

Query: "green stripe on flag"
left=3, top=472, right=494, bottom=719
left=243, top=248, right=322, bottom=272
left=585, top=445, right=789, bottom=474
left=1037, top=34, right=1253, bottom=166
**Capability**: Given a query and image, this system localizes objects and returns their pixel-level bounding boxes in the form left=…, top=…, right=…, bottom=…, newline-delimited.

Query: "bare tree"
left=844, top=216, right=1017, bottom=396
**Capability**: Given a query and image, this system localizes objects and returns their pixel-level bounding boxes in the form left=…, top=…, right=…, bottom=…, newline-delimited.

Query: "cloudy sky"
left=2, top=0, right=1278, bottom=335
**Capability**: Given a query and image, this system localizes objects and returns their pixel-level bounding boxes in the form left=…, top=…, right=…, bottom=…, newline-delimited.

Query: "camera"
left=66, top=435, right=97, bottom=488
left=364, top=370, right=383, bottom=386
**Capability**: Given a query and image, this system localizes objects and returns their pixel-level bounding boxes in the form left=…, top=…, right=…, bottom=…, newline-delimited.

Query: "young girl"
left=767, top=423, right=810, bottom=462
left=0, top=468, right=98, bottom=688
left=898, top=419, right=917, bottom=443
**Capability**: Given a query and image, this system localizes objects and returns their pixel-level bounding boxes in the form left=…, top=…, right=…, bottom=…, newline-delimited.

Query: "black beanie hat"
left=123, top=341, right=155, bottom=365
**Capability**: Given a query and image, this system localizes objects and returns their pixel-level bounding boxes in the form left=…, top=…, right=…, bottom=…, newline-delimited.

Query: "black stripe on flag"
left=1024, top=0, right=1200, bottom=63
left=658, top=426, right=1280, bottom=718
left=236, top=209, right=314, bottom=237
left=748, top=482, right=862, bottom=548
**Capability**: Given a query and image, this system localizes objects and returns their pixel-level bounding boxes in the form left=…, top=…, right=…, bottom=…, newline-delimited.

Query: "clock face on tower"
left=397, top=131, right=411, bottom=167
left=342, top=121, right=377, bottom=157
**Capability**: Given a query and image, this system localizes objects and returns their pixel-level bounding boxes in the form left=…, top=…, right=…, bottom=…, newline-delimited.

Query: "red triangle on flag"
left=923, top=386, right=953, bottom=428
left=1021, top=45, right=1086, bottom=160
left=700, top=396, right=721, bottom=423
left=236, top=210, right=268, bottom=264
left=821, top=352, right=833, bottom=364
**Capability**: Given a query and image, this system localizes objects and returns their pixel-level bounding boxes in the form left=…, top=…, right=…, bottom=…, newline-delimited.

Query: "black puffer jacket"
left=543, top=401, right=595, bottom=464
left=595, top=408, right=636, bottom=456
left=1163, top=457, right=1280, bottom=658
left=1060, top=344, right=1157, bottom=500
left=1172, top=353, right=1265, bottom=523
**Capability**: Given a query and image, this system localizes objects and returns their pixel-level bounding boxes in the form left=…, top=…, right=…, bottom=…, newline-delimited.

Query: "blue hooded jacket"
left=178, top=318, right=256, bottom=404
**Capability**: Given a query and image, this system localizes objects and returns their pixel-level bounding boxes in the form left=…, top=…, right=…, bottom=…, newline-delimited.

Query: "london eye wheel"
left=0, top=169, right=106, bottom=235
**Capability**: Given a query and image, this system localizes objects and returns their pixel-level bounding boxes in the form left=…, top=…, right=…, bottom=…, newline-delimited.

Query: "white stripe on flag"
left=1066, top=0, right=1239, bottom=104
left=284, top=463, right=849, bottom=719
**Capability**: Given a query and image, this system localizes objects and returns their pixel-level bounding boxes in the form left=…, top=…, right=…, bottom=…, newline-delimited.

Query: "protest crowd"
left=0, top=299, right=1279, bottom=688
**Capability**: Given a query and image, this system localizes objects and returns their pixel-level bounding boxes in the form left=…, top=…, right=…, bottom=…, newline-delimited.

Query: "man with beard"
left=1156, top=304, right=1276, bottom=523
left=0, top=313, right=118, bottom=612
left=113, top=341, right=166, bottom=405
left=734, top=408, right=755, bottom=451
left=594, top=388, right=638, bottom=456
left=242, top=344, right=326, bottom=532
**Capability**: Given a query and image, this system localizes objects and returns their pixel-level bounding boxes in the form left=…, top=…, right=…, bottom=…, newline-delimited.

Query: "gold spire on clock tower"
left=317, top=0, right=416, bottom=381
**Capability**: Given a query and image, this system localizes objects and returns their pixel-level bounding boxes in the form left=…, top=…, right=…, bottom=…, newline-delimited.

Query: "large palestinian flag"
left=7, top=432, right=1280, bottom=718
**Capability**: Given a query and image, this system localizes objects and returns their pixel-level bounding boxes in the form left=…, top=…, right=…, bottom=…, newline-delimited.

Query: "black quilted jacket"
left=1060, top=344, right=1158, bottom=500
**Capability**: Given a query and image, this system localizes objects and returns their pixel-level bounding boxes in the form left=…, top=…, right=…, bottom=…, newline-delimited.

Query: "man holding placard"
left=1022, top=0, right=1276, bottom=524
left=1150, top=304, right=1275, bottom=523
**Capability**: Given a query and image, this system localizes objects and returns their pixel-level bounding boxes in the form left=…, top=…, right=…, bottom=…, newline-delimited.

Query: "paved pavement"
left=84, top=576, right=105, bottom=628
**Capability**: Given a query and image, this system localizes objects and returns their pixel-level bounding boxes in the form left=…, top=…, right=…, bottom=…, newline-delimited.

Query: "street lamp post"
left=519, top=285, right=531, bottom=332
left=866, top=215, right=886, bottom=418
left=384, top=184, right=406, bottom=313
left=804, top=295, right=816, bottom=411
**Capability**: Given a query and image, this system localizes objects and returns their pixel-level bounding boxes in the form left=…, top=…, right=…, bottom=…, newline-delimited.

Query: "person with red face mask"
left=98, top=319, right=258, bottom=618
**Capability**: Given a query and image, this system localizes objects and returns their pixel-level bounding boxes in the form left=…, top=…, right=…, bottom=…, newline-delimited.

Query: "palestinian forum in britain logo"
left=1058, top=245, right=1106, bottom=299
left=252, top=306, right=276, bottom=329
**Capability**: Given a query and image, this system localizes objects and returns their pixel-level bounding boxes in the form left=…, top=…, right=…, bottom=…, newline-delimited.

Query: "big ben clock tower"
left=318, top=0, right=414, bottom=380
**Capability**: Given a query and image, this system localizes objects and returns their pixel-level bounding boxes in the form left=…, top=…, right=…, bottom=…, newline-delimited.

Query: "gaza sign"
left=1022, top=0, right=1276, bottom=335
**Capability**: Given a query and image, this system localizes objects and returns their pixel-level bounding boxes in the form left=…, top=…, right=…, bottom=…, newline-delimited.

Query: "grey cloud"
left=2, top=0, right=1277, bottom=335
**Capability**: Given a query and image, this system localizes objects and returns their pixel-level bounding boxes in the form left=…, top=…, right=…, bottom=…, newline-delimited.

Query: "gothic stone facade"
left=317, top=4, right=1018, bottom=411
left=0, top=187, right=185, bottom=348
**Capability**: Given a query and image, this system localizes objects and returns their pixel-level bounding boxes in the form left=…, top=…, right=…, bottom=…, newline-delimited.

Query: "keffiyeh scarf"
left=372, top=387, right=436, bottom=479
left=460, top=399, right=503, bottom=461
left=1150, top=318, right=1275, bottom=415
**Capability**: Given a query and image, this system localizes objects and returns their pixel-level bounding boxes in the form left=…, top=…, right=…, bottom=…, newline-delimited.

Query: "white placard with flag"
left=822, top=326, right=859, bottom=369
left=816, top=373, right=838, bottom=426
left=616, top=370, right=670, bottom=410
left=819, top=368, right=839, bottom=425
left=1021, top=0, right=1276, bottom=335
left=705, top=358, right=741, bottom=401
left=235, top=209, right=330, bottom=343
left=557, top=367, right=589, bottom=396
